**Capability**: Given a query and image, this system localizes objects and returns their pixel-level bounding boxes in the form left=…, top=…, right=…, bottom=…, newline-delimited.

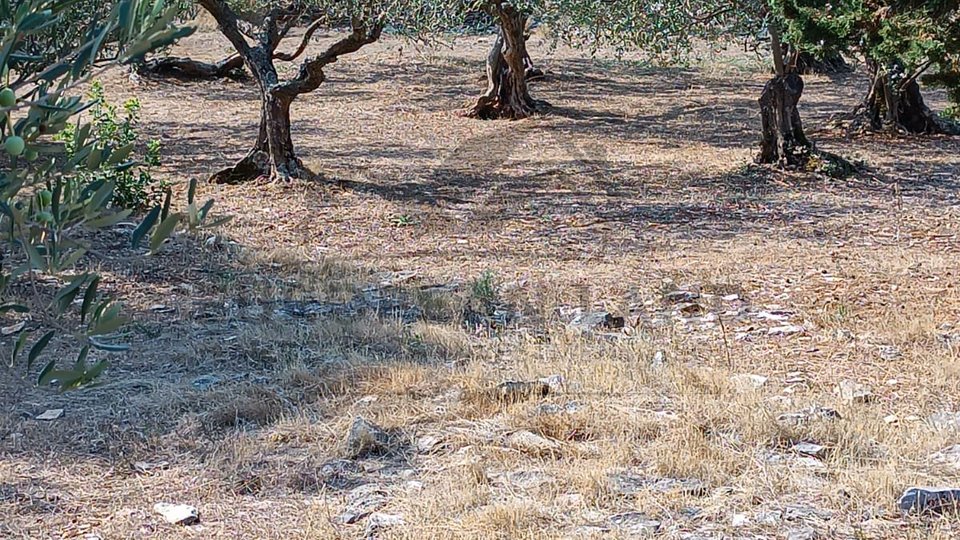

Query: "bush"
left=0, top=0, right=210, bottom=393
left=59, top=81, right=167, bottom=210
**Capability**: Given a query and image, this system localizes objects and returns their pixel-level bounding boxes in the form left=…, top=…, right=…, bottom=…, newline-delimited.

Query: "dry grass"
left=3, top=26, right=960, bottom=539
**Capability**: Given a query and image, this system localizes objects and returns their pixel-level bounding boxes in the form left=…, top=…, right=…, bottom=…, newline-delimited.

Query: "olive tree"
left=1, top=0, right=220, bottom=391
left=778, top=0, right=960, bottom=134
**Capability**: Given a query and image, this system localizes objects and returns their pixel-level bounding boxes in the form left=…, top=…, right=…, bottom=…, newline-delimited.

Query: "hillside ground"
left=3, top=27, right=960, bottom=539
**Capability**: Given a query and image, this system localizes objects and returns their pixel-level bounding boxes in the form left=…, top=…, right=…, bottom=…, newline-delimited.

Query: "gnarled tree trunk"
left=757, top=25, right=813, bottom=166
left=212, top=85, right=304, bottom=183
left=857, top=60, right=959, bottom=135
left=199, top=0, right=382, bottom=184
left=756, top=73, right=812, bottom=166
left=466, top=4, right=546, bottom=120
left=139, top=54, right=246, bottom=79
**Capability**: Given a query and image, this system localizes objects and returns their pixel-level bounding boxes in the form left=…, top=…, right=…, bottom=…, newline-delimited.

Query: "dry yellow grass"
left=3, top=27, right=960, bottom=539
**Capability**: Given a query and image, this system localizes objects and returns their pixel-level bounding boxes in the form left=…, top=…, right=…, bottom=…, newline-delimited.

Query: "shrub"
left=0, top=0, right=210, bottom=393
left=58, top=81, right=167, bottom=210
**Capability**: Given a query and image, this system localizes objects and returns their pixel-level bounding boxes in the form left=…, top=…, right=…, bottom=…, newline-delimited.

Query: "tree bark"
left=211, top=88, right=304, bottom=184
left=466, top=4, right=545, bottom=120
left=857, top=60, right=959, bottom=135
left=756, top=73, right=813, bottom=166
left=139, top=54, right=246, bottom=79
left=757, top=22, right=812, bottom=166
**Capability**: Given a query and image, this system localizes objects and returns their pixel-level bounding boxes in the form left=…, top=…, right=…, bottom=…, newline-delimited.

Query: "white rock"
left=355, top=395, right=379, bottom=406
left=153, top=503, right=199, bottom=525
left=730, top=513, right=750, bottom=527
left=416, top=435, right=442, bottom=453
left=791, top=442, right=826, bottom=459
left=730, top=374, right=768, bottom=391
left=364, top=512, right=404, bottom=536
left=767, top=324, right=804, bottom=336
left=506, top=430, right=561, bottom=455
left=836, top=380, right=874, bottom=403
left=35, top=409, right=64, bottom=421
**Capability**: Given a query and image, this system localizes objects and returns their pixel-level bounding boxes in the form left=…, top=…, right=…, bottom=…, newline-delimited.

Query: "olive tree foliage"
left=776, top=0, right=960, bottom=134
left=1, top=0, right=220, bottom=392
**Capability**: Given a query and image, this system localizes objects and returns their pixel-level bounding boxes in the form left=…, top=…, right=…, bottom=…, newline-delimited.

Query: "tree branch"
left=198, top=0, right=253, bottom=58
left=274, top=18, right=325, bottom=62
left=275, top=17, right=383, bottom=98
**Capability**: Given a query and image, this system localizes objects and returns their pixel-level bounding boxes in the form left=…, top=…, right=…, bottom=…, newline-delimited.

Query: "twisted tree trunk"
left=199, top=0, right=382, bottom=183
left=466, top=4, right=546, bottom=120
left=139, top=54, right=246, bottom=79
left=757, top=24, right=813, bottom=166
left=756, top=73, right=812, bottom=165
left=857, top=60, right=959, bottom=135
left=212, top=81, right=304, bottom=183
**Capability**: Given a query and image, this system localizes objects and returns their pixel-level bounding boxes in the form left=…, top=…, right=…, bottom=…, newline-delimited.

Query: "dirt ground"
left=3, top=27, right=960, bottom=539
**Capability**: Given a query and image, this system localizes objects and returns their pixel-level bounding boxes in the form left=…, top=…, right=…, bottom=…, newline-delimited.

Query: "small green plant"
left=390, top=213, right=416, bottom=227
left=58, top=81, right=166, bottom=210
left=471, top=271, right=498, bottom=304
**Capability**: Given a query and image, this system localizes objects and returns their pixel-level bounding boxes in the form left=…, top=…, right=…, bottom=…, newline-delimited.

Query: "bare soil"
left=3, top=28, right=960, bottom=539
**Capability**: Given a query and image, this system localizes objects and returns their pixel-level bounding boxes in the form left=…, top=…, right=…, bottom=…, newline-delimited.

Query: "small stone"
left=364, top=512, right=404, bottom=537
left=665, top=290, right=699, bottom=304
left=767, top=324, right=804, bottom=336
left=191, top=375, right=220, bottom=391
left=506, top=430, right=561, bottom=455
left=345, top=417, right=390, bottom=458
left=416, top=435, right=442, bottom=454
left=608, top=512, right=660, bottom=536
left=883, top=414, right=899, bottom=424
left=134, top=460, right=170, bottom=474
left=35, top=409, right=64, bottom=421
left=722, top=294, right=740, bottom=302
left=152, top=503, right=199, bottom=525
left=730, top=373, right=768, bottom=391
left=791, top=442, right=827, bottom=459
left=651, top=350, right=666, bottom=367
left=898, top=487, right=960, bottom=514
left=569, top=311, right=625, bottom=332
left=730, top=513, right=750, bottom=527
left=836, top=380, right=874, bottom=404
